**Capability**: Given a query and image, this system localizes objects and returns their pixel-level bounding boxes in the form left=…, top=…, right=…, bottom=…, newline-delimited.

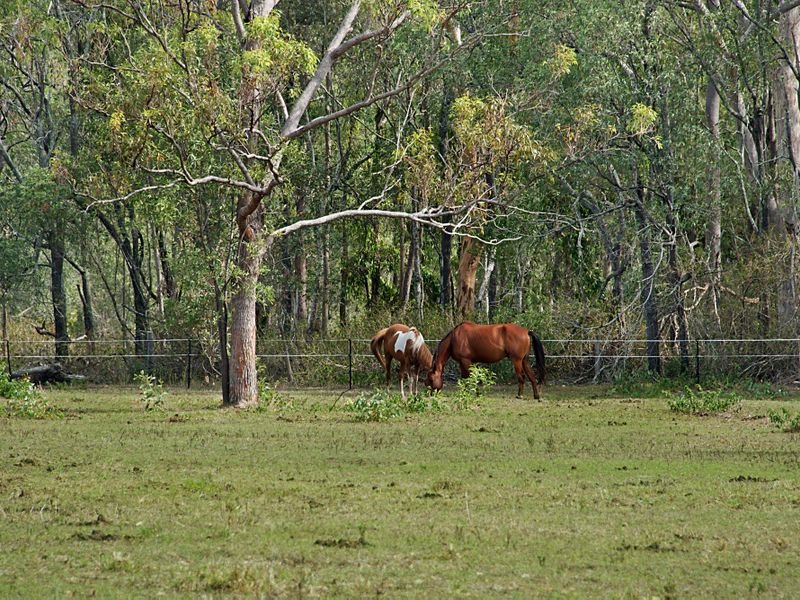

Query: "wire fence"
left=4, top=335, right=800, bottom=388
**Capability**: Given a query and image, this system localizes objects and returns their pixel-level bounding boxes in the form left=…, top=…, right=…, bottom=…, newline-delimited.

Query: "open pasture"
left=1, top=384, right=799, bottom=598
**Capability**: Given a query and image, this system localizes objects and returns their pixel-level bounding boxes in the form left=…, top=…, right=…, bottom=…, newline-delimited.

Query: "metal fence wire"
left=4, top=336, right=800, bottom=388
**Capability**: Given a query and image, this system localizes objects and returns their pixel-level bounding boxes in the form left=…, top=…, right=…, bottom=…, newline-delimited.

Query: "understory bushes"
left=0, top=374, right=62, bottom=419
left=345, top=366, right=496, bottom=422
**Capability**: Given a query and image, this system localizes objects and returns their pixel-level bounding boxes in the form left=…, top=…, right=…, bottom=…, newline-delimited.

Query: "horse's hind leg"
left=512, top=357, right=527, bottom=399
left=522, top=359, right=541, bottom=400
left=384, top=354, right=393, bottom=388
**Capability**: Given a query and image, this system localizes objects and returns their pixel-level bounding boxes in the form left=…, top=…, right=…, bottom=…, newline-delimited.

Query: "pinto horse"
left=370, top=323, right=433, bottom=398
left=425, top=321, right=546, bottom=399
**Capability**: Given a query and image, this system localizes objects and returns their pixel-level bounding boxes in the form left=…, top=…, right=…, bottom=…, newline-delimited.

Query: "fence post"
left=695, top=339, right=700, bottom=384
left=348, top=339, right=353, bottom=390
left=4, top=339, right=10, bottom=378
left=186, top=339, right=192, bottom=389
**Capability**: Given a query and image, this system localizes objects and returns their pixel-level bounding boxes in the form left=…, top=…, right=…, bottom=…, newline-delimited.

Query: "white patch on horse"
left=394, top=329, right=418, bottom=355
left=410, top=332, right=425, bottom=354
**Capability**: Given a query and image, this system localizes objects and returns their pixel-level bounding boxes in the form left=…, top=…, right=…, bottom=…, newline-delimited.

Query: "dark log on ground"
left=11, top=363, right=85, bottom=385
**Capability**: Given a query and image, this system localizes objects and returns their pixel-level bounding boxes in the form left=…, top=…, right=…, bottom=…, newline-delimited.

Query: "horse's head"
left=425, top=367, right=443, bottom=391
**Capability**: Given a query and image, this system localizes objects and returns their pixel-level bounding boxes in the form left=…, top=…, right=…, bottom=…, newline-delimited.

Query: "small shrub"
left=668, top=386, right=741, bottom=415
left=346, top=389, right=403, bottom=422
left=134, top=371, right=166, bottom=411
left=404, top=391, right=442, bottom=414
left=454, top=366, right=496, bottom=409
left=768, top=408, right=800, bottom=433
left=0, top=372, right=34, bottom=400
left=1, top=374, right=62, bottom=419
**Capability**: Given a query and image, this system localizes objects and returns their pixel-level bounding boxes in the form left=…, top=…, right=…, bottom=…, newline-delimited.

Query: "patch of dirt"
left=474, top=426, right=499, bottom=433
left=314, top=537, right=368, bottom=549
left=71, top=529, right=121, bottom=542
left=729, top=475, right=774, bottom=483
left=417, top=491, right=443, bottom=499
left=618, top=541, right=684, bottom=553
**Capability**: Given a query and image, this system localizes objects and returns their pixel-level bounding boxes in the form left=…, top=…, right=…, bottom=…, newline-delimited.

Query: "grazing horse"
left=370, top=323, right=433, bottom=398
left=425, top=321, right=546, bottom=399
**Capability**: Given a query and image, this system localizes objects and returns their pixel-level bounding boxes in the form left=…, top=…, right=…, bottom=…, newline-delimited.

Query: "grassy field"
left=1, top=382, right=799, bottom=598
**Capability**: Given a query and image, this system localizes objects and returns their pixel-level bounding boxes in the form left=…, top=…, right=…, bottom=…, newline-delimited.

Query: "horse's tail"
left=528, top=331, right=546, bottom=384
left=371, top=328, right=389, bottom=369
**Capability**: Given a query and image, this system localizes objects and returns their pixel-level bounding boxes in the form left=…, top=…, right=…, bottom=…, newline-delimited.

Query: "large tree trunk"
left=772, top=6, right=800, bottom=330
left=215, top=283, right=230, bottom=405
left=339, top=223, right=349, bottom=327
left=295, top=236, right=308, bottom=326
left=440, top=230, right=453, bottom=308
left=487, top=257, right=498, bottom=322
left=66, top=254, right=95, bottom=342
left=437, top=74, right=455, bottom=310
left=76, top=273, right=95, bottom=341
left=456, top=236, right=482, bottom=318
left=705, top=78, right=722, bottom=322
left=477, top=246, right=496, bottom=320
left=48, top=229, right=69, bottom=359
left=228, top=197, right=265, bottom=407
left=659, top=95, right=689, bottom=372
left=411, top=196, right=424, bottom=322
left=634, top=182, right=661, bottom=374
left=127, top=226, right=151, bottom=358
left=321, top=227, right=330, bottom=336
left=157, top=230, right=176, bottom=301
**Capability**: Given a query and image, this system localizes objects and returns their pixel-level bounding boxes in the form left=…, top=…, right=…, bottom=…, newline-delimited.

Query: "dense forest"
left=2, top=1, right=800, bottom=405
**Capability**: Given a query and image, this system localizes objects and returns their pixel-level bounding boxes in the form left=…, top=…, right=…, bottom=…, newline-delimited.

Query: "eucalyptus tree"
left=668, top=0, right=800, bottom=336
left=66, top=0, right=478, bottom=406
left=0, top=0, right=77, bottom=357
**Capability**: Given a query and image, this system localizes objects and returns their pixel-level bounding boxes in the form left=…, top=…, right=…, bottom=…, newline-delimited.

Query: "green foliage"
left=609, top=370, right=677, bottom=398
left=346, top=389, right=404, bottom=422
left=545, top=43, right=578, bottom=77
left=626, top=102, right=658, bottom=136
left=243, top=14, right=317, bottom=89
left=1, top=374, right=62, bottom=419
left=407, top=0, right=442, bottom=30
left=345, top=388, right=442, bottom=421
left=768, top=408, right=800, bottom=433
left=0, top=373, right=36, bottom=401
left=134, top=371, right=167, bottom=411
left=454, top=366, right=496, bottom=408
left=667, top=386, right=742, bottom=416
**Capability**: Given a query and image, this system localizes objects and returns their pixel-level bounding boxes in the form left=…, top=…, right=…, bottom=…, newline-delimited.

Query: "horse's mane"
left=431, top=330, right=453, bottom=372
left=413, top=332, right=433, bottom=369
left=416, top=342, right=433, bottom=370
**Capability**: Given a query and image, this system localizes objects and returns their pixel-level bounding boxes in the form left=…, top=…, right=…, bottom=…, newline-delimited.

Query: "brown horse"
left=425, top=321, right=546, bottom=399
left=371, top=323, right=433, bottom=398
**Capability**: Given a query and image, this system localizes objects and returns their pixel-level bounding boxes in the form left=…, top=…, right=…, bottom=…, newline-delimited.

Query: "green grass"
left=1, top=384, right=800, bottom=598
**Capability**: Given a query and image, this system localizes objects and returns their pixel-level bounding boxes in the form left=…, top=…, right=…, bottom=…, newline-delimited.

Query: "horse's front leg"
left=398, top=365, right=406, bottom=400
left=459, top=360, right=472, bottom=379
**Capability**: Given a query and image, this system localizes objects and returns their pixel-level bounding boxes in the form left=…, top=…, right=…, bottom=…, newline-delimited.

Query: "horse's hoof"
left=516, top=395, right=524, bottom=400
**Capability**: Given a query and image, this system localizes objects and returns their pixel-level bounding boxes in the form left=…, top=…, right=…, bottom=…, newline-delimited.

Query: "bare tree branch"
left=281, top=2, right=410, bottom=137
